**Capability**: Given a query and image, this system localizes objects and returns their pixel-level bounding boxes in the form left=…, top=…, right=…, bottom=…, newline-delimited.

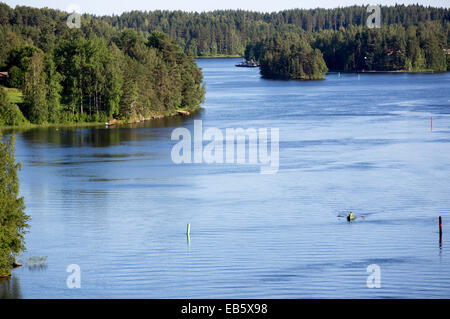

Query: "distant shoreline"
left=194, top=58, right=446, bottom=74
left=196, top=55, right=242, bottom=59
left=328, top=69, right=444, bottom=74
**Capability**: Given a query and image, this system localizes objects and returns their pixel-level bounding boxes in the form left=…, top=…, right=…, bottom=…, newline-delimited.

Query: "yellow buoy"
left=347, top=212, right=355, bottom=221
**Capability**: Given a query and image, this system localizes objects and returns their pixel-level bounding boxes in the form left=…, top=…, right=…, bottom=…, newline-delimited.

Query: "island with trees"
left=245, top=32, right=328, bottom=80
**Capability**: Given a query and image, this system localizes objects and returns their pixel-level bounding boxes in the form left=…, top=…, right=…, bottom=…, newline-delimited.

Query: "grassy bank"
left=0, top=121, right=105, bottom=131
left=0, top=106, right=201, bottom=131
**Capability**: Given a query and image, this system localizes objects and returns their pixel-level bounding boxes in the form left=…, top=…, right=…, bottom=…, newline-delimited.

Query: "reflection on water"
left=0, top=277, right=22, bottom=299
left=3, top=115, right=197, bottom=148
left=3, top=58, right=450, bottom=298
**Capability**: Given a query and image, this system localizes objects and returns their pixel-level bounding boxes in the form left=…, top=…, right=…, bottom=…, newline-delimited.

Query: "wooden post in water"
left=439, top=216, right=442, bottom=238
left=431, top=116, right=433, bottom=131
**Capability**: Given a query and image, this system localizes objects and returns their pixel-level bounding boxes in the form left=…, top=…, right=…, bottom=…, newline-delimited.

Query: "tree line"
left=244, top=20, right=449, bottom=78
left=99, top=5, right=449, bottom=57
left=246, top=32, right=328, bottom=80
left=312, top=22, right=449, bottom=72
left=1, top=4, right=448, bottom=58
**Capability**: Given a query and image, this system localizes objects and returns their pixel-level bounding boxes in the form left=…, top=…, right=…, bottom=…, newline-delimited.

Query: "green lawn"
left=0, top=86, right=23, bottom=104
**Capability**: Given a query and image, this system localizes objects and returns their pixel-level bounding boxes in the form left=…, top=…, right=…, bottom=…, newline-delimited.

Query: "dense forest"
left=0, top=4, right=448, bottom=272
left=0, top=4, right=205, bottom=126
left=0, top=4, right=449, bottom=124
left=245, top=21, right=449, bottom=75
left=312, top=23, right=449, bottom=71
left=99, top=6, right=450, bottom=57
left=103, top=5, right=449, bottom=73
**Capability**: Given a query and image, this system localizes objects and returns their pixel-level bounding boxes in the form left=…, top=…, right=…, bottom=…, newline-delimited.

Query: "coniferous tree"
left=254, top=33, right=328, bottom=80
left=0, top=134, right=29, bottom=276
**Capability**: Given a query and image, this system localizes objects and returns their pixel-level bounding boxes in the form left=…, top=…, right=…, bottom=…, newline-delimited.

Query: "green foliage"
left=98, top=5, right=449, bottom=57
left=6, top=46, right=40, bottom=89
left=0, top=5, right=205, bottom=126
left=1, top=3, right=448, bottom=125
left=0, top=87, right=28, bottom=126
left=312, top=22, right=448, bottom=72
left=254, top=33, right=328, bottom=80
left=0, top=3, right=448, bottom=59
left=23, top=51, right=48, bottom=124
left=112, top=29, right=204, bottom=120
left=0, top=134, right=29, bottom=276
left=44, top=54, right=62, bottom=123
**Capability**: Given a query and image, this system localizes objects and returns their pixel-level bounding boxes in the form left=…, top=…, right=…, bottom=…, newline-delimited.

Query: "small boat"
left=235, top=60, right=260, bottom=68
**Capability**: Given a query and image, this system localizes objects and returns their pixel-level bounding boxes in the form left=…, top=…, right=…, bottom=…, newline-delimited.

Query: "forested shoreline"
left=100, top=4, right=450, bottom=74
left=98, top=5, right=449, bottom=58
left=244, top=21, right=449, bottom=79
left=0, top=4, right=205, bottom=127
left=1, top=3, right=449, bottom=125
left=248, top=33, right=329, bottom=80
left=0, top=2, right=449, bottom=279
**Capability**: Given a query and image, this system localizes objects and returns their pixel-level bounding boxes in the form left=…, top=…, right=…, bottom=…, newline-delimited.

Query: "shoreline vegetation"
left=0, top=3, right=206, bottom=128
left=250, top=33, right=329, bottom=80
left=0, top=4, right=449, bottom=126
left=0, top=3, right=448, bottom=277
left=245, top=24, right=449, bottom=79
left=0, top=102, right=201, bottom=131
left=1, top=81, right=200, bottom=130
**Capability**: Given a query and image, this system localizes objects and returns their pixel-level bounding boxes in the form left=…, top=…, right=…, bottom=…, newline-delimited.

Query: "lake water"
left=1, top=58, right=450, bottom=298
